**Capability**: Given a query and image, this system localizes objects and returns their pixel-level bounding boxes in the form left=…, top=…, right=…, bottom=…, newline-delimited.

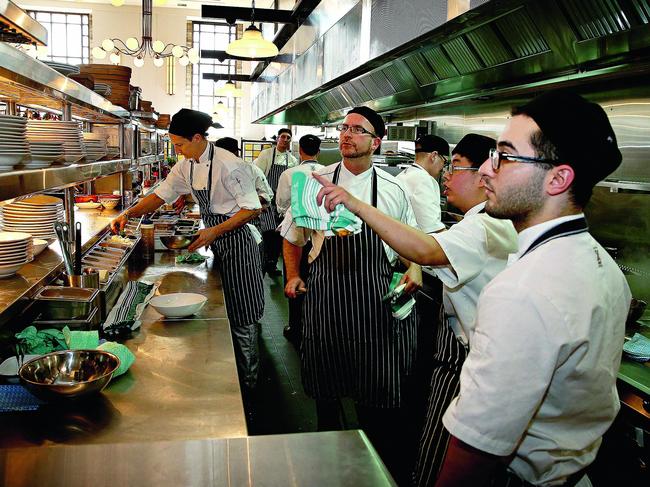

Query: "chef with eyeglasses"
left=111, top=108, right=265, bottom=391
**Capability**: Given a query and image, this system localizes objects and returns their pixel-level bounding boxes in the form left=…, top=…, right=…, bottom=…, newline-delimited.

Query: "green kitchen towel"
left=15, top=326, right=67, bottom=355
left=623, top=333, right=650, bottom=362
left=176, top=252, right=207, bottom=264
left=291, top=171, right=362, bottom=237
left=382, top=272, right=416, bottom=321
left=97, top=341, right=135, bottom=376
left=62, top=327, right=100, bottom=350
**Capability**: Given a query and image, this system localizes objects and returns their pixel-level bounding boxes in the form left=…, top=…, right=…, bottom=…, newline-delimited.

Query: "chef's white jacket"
left=396, top=162, right=446, bottom=234
left=254, top=146, right=298, bottom=176
left=443, top=214, right=631, bottom=485
left=430, top=201, right=518, bottom=345
left=280, top=161, right=418, bottom=265
left=275, top=159, right=324, bottom=216
left=155, top=144, right=261, bottom=216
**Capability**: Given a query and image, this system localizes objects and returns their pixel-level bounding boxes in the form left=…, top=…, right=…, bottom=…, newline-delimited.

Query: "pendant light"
left=225, top=0, right=278, bottom=59
left=214, top=60, right=243, bottom=98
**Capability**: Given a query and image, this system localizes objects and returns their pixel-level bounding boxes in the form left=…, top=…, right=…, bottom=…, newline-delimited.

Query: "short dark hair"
left=299, top=134, right=321, bottom=157
left=513, top=106, right=591, bottom=207
left=214, top=137, right=239, bottom=156
left=278, top=128, right=292, bottom=137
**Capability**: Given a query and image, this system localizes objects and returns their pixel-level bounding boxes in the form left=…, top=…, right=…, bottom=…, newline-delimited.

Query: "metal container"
left=34, top=286, right=99, bottom=320
left=63, top=270, right=100, bottom=289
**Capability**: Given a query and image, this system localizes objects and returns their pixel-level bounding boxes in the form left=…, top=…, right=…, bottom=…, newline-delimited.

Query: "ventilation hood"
left=252, top=0, right=650, bottom=125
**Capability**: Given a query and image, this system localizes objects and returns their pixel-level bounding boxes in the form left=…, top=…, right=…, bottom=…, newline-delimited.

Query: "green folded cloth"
left=63, top=327, right=99, bottom=350
left=15, top=326, right=67, bottom=355
left=623, top=333, right=650, bottom=362
left=176, top=252, right=207, bottom=264
left=97, top=341, right=135, bottom=377
left=291, top=171, right=362, bottom=237
left=382, top=272, right=416, bottom=321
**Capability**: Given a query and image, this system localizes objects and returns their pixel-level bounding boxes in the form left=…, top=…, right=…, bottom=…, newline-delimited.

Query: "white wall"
left=17, top=0, right=273, bottom=139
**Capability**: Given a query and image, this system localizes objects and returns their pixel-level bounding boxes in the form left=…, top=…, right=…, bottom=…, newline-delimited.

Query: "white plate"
left=0, top=231, right=32, bottom=243
left=0, top=262, right=26, bottom=277
left=0, top=355, right=41, bottom=376
left=76, top=202, right=102, bottom=209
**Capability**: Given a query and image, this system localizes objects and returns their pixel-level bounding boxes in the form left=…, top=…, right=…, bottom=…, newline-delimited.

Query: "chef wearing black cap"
left=396, top=134, right=449, bottom=234
left=281, top=106, right=422, bottom=483
left=111, top=108, right=265, bottom=390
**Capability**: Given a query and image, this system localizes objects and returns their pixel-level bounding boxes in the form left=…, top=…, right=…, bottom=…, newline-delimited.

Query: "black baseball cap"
left=299, top=134, right=321, bottom=156
left=215, top=137, right=239, bottom=156
left=513, top=90, right=621, bottom=186
left=415, top=135, right=449, bottom=157
left=452, top=134, right=496, bottom=167
left=169, top=108, right=220, bottom=139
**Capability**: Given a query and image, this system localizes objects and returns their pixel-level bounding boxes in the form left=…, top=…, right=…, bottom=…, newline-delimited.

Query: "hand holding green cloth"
left=291, top=171, right=362, bottom=237
left=382, top=272, right=416, bottom=321
left=15, top=326, right=67, bottom=355
left=98, top=341, right=135, bottom=376
left=176, top=252, right=207, bottom=264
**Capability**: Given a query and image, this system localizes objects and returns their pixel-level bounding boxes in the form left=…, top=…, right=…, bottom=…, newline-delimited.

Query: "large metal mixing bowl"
left=19, top=350, right=120, bottom=401
left=159, top=234, right=199, bottom=250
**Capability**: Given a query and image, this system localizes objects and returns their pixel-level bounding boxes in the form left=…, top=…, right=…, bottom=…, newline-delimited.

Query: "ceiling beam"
left=201, top=5, right=294, bottom=25
left=200, top=49, right=293, bottom=64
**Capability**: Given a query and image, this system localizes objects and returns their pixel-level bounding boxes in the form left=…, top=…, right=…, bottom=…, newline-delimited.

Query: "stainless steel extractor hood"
left=251, top=0, right=650, bottom=125
left=0, top=0, right=47, bottom=45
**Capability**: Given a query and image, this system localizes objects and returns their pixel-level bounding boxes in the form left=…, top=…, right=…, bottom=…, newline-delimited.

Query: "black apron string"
left=332, top=163, right=378, bottom=208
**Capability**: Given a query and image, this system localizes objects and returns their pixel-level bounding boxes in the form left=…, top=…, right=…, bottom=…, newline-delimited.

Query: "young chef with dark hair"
left=254, top=128, right=298, bottom=276
left=312, top=91, right=630, bottom=486
left=111, top=108, right=265, bottom=391
left=281, top=106, right=422, bottom=484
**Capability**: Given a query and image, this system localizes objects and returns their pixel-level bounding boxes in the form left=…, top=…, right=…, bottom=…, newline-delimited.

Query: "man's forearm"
left=125, top=193, right=165, bottom=218
left=355, top=202, right=449, bottom=266
left=283, top=239, right=303, bottom=280
left=210, top=208, right=261, bottom=235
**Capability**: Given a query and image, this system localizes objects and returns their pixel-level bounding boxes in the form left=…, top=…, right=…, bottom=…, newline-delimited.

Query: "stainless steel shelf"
left=0, top=0, right=48, bottom=45
left=136, top=155, right=163, bottom=166
left=0, top=159, right=132, bottom=201
left=596, top=180, right=650, bottom=192
left=0, top=43, right=128, bottom=122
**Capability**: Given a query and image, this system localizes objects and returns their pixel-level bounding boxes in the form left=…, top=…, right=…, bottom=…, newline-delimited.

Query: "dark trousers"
left=262, top=229, right=283, bottom=271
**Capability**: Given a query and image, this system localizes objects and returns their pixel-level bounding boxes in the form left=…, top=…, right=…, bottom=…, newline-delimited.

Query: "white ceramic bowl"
left=100, top=199, right=119, bottom=210
left=33, top=239, right=48, bottom=256
left=149, top=293, right=207, bottom=318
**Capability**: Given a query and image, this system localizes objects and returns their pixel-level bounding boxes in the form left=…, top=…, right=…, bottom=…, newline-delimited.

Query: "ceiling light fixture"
left=225, top=0, right=278, bottom=59
left=214, top=59, right=243, bottom=97
left=92, top=0, right=199, bottom=68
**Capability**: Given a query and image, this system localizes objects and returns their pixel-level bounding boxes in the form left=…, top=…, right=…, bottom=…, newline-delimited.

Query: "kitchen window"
left=27, top=10, right=90, bottom=65
left=191, top=21, right=237, bottom=133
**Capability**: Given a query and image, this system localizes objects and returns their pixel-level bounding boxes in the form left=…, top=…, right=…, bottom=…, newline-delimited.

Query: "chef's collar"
left=300, top=159, right=318, bottom=165
left=507, top=213, right=585, bottom=266
left=197, top=142, right=212, bottom=165
left=340, top=160, right=373, bottom=180
left=465, top=200, right=486, bottom=217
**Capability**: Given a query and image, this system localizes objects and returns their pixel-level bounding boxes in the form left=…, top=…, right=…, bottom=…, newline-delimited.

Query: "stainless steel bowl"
left=19, top=350, right=120, bottom=401
left=159, top=234, right=199, bottom=250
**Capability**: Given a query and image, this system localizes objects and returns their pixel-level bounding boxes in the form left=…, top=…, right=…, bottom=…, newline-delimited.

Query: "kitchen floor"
left=245, top=271, right=317, bottom=435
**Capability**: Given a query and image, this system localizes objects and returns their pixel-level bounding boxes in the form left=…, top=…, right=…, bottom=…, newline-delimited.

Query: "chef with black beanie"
left=111, top=108, right=265, bottom=392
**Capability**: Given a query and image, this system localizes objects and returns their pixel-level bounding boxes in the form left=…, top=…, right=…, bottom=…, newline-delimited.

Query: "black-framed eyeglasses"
left=489, top=149, right=560, bottom=171
left=443, top=163, right=478, bottom=175
left=336, top=124, right=378, bottom=138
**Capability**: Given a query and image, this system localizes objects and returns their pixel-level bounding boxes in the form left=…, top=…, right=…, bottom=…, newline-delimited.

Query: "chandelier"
left=92, top=0, right=199, bottom=68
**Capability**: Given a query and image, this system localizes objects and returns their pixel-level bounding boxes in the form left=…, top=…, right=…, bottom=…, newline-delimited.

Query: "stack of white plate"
left=94, top=83, right=112, bottom=97
left=43, top=61, right=80, bottom=77
left=83, top=133, right=107, bottom=162
left=0, top=115, right=29, bottom=172
left=0, top=195, right=64, bottom=241
left=25, top=141, right=66, bottom=169
left=0, top=231, right=33, bottom=278
left=26, top=120, right=85, bottom=163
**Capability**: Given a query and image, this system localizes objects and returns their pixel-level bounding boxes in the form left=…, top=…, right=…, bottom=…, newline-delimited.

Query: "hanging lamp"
left=214, top=61, right=243, bottom=97
left=225, top=0, right=278, bottom=59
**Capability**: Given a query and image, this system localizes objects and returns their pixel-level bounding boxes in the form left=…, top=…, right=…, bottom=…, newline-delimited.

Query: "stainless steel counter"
left=0, top=430, right=395, bottom=487
left=0, top=249, right=247, bottom=447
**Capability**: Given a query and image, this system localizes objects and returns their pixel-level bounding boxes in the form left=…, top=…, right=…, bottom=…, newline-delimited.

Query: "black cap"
left=514, top=90, right=621, bottom=186
left=169, top=108, right=220, bottom=139
left=346, top=106, right=385, bottom=138
left=415, top=135, right=449, bottom=157
left=299, top=134, right=321, bottom=156
left=214, top=137, right=239, bottom=156
left=453, top=134, right=496, bottom=167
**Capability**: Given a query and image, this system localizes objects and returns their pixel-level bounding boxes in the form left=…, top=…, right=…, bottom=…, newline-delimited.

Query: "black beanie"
left=453, top=134, right=496, bottom=167
left=347, top=106, right=385, bottom=138
left=169, top=108, right=218, bottom=139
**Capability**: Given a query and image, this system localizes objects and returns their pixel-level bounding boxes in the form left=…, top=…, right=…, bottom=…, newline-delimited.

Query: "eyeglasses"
left=336, top=124, right=378, bottom=138
left=489, top=149, right=560, bottom=171
left=443, top=163, right=479, bottom=175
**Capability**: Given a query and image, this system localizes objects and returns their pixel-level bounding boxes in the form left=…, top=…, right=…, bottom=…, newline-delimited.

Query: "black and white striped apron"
left=190, top=144, right=265, bottom=387
left=301, top=164, right=418, bottom=408
left=259, top=147, right=289, bottom=232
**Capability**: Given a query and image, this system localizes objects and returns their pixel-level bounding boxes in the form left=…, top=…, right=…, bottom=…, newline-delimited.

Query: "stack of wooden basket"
left=140, top=100, right=152, bottom=112
left=78, top=64, right=132, bottom=110
left=156, top=114, right=170, bottom=129
left=69, top=73, right=95, bottom=91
